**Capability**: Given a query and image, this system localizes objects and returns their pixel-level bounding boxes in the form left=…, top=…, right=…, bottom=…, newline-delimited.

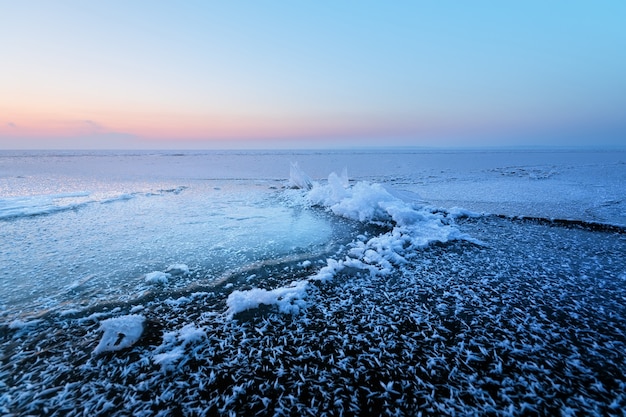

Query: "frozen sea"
left=1, top=149, right=625, bottom=416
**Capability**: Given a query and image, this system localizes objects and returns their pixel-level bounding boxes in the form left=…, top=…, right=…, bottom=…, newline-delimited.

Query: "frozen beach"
left=1, top=149, right=625, bottom=416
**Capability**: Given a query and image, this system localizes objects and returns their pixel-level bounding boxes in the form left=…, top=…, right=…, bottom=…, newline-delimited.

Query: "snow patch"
left=178, top=324, right=207, bottom=345
left=226, top=280, right=309, bottom=317
left=153, top=346, right=185, bottom=371
left=165, top=296, right=191, bottom=306
left=130, top=305, right=145, bottom=313
left=448, top=207, right=484, bottom=219
left=165, top=263, right=190, bottom=275
left=93, top=314, right=145, bottom=354
left=145, top=271, right=171, bottom=284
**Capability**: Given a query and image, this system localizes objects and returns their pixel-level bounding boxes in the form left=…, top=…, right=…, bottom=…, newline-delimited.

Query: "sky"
left=1, top=1, right=625, bottom=149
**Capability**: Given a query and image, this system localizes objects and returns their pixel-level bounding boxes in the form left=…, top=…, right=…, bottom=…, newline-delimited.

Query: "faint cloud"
left=82, top=119, right=104, bottom=132
left=7, top=122, right=17, bottom=128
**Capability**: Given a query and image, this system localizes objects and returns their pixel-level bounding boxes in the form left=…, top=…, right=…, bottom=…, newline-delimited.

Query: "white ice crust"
left=0, top=192, right=92, bottom=220
left=93, top=314, right=145, bottom=354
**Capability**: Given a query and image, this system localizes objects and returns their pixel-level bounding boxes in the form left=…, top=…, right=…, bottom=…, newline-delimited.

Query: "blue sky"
left=1, top=1, right=625, bottom=149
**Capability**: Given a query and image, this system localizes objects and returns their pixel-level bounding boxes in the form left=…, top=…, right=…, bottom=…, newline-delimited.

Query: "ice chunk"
left=93, top=314, right=145, bottom=354
left=308, top=175, right=397, bottom=222
left=145, top=271, right=171, bottom=284
left=448, top=207, right=483, bottom=218
left=226, top=280, right=309, bottom=317
left=310, top=258, right=345, bottom=282
left=165, top=264, right=190, bottom=276
left=288, top=162, right=313, bottom=190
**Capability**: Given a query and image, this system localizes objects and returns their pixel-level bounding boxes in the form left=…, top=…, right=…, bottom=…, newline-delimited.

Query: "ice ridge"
left=226, top=168, right=477, bottom=317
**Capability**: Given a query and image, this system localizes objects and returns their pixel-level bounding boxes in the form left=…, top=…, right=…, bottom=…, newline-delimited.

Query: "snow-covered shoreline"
left=2, top=213, right=625, bottom=416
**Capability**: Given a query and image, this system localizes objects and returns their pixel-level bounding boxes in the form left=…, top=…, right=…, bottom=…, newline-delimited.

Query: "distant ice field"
left=1, top=149, right=625, bottom=415
left=2, top=149, right=624, bottom=225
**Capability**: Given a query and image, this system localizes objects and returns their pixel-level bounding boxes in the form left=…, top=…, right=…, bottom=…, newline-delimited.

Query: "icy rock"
left=93, top=314, right=145, bottom=354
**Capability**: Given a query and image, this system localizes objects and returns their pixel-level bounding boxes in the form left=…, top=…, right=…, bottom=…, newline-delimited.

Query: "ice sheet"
left=2, top=149, right=622, bottom=224
left=0, top=178, right=342, bottom=320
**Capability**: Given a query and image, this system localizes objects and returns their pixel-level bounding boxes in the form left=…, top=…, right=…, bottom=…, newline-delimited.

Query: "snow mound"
left=93, top=314, right=145, bottom=354
left=165, top=263, right=190, bottom=276
left=226, top=280, right=309, bottom=317
left=145, top=271, right=171, bottom=284
left=307, top=171, right=475, bottom=256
